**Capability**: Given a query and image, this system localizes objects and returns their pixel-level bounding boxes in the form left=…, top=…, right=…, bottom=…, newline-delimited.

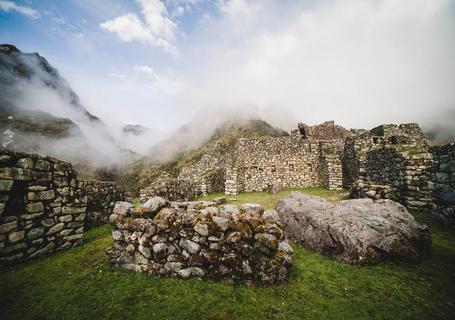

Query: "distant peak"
left=0, top=44, right=20, bottom=54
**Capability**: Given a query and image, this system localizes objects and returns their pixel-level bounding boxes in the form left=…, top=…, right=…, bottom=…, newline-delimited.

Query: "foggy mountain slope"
left=0, top=44, right=98, bottom=121
left=0, top=44, right=136, bottom=168
left=120, top=118, right=289, bottom=194
left=147, top=114, right=289, bottom=164
left=123, top=124, right=150, bottom=136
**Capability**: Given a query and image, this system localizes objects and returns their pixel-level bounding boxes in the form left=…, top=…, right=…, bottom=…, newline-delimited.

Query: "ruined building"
left=142, top=121, right=455, bottom=223
left=0, top=149, right=125, bottom=265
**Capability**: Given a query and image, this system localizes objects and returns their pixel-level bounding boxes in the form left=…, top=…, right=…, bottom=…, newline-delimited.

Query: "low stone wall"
left=140, top=173, right=202, bottom=202
left=0, top=149, right=87, bottom=265
left=107, top=200, right=293, bottom=283
left=430, top=143, right=455, bottom=224
left=79, top=180, right=125, bottom=229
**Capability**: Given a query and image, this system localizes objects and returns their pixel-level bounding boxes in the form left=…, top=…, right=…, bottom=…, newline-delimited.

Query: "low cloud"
left=174, top=0, right=455, bottom=135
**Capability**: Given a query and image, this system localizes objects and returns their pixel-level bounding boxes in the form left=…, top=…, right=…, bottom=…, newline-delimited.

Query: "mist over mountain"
left=0, top=44, right=136, bottom=169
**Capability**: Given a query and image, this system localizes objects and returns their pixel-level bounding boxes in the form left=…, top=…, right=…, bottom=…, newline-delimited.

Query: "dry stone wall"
left=430, top=143, right=455, bottom=224
left=143, top=121, right=454, bottom=216
left=0, top=149, right=124, bottom=265
left=0, top=149, right=86, bottom=265
left=140, top=172, right=202, bottom=202
left=108, top=200, right=293, bottom=283
left=79, top=180, right=125, bottom=229
left=228, top=136, right=345, bottom=194
left=348, top=124, right=434, bottom=209
left=178, top=141, right=231, bottom=196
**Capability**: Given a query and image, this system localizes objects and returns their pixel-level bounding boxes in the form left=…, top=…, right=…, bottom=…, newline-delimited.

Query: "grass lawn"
left=0, top=188, right=454, bottom=320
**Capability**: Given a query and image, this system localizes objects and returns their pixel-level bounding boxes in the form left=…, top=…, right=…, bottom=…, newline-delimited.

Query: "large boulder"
left=275, top=192, right=431, bottom=265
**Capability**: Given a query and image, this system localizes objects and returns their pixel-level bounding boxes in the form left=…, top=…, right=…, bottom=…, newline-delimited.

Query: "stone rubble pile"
left=276, top=192, right=431, bottom=265
left=107, top=198, right=293, bottom=283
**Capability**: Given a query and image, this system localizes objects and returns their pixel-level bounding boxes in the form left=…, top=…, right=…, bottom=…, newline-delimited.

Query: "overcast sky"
left=1, top=0, right=454, bottom=134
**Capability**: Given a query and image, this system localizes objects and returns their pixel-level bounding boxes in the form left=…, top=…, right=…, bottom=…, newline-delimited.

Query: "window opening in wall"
left=271, top=165, right=276, bottom=173
left=4, top=180, right=27, bottom=216
left=373, top=137, right=378, bottom=144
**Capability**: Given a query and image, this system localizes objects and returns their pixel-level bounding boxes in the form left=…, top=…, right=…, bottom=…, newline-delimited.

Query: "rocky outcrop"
left=275, top=192, right=431, bottom=265
left=107, top=201, right=293, bottom=283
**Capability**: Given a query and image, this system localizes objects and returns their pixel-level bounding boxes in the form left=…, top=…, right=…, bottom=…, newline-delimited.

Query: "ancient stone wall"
left=430, top=143, right=455, bottom=224
left=108, top=200, right=293, bottom=283
left=348, top=124, right=434, bottom=209
left=178, top=141, right=231, bottom=196
left=227, top=135, right=345, bottom=194
left=0, top=149, right=87, bottom=265
left=79, top=180, right=125, bottom=229
left=234, top=136, right=321, bottom=192
left=144, top=121, right=452, bottom=215
left=140, top=172, right=202, bottom=202
left=319, top=140, right=344, bottom=190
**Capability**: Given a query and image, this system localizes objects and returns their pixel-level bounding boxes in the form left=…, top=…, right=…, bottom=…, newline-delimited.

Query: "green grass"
left=1, top=188, right=454, bottom=320
left=198, top=187, right=349, bottom=209
left=133, top=197, right=141, bottom=208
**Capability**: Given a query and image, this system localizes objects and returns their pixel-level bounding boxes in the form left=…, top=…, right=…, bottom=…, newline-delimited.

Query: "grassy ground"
left=198, top=187, right=349, bottom=209
left=1, top=188, right=454, bottom=320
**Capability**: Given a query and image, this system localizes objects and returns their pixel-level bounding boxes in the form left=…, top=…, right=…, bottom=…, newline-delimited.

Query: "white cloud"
left=0, top=0, right=40, bottom=19
left=108, top=71, right=126, bottom=79
left=175, top=0, right=455, bottom=131
left=134, top=64, right=156, bottom=76
left=100, top=0, right=177, bottom=55
left=134, top=64, right=184, bottom=94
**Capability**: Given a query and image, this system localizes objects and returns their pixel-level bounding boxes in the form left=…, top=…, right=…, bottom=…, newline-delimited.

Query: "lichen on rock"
left=108, top=200, right=293, bottom=283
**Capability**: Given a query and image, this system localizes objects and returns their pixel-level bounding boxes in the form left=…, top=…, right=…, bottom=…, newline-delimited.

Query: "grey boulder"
left=275, top=192, right=431, bottom=265
left=141, top=196, right=169, bottom=217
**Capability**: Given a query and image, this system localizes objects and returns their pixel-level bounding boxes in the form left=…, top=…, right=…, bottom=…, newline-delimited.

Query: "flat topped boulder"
left=275, top=192, right=431, bottom=265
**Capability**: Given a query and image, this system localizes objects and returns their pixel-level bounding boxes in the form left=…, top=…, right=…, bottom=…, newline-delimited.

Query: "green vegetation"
left=198, top=187, right=349, bottom=209
left=1, top=188, right=454, bottom=320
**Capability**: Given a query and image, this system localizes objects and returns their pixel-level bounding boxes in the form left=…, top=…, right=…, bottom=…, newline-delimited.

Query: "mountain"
left=120, top=118, right=289, bottom=194
left=0, top=44, right=98, bottom=121
left=0, top=44, right=135, bottom=170
left=123, top=124, right=150, bottom=136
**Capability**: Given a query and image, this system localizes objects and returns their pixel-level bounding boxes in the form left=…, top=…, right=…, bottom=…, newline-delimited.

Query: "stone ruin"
left=142, top=121, right=455, bottom=224
left=276, top=192, right=431, bottom=265
left=0, top=149, right=124, bottom=265
left=429, top=143, right=455, bottom=223
left=107, top=198, right=293, bottom=283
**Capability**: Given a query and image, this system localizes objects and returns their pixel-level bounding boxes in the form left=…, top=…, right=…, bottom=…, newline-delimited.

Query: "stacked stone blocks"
left=0, top=149, right=86, bottom=265
left=108, top=199, right=293, bottom=283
